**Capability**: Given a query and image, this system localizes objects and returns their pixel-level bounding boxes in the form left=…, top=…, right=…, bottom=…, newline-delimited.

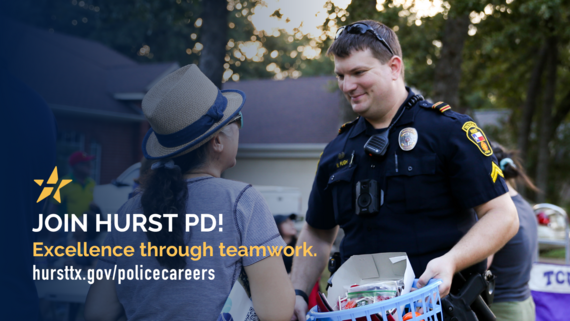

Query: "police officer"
left=290, top=20, right=519, bottom=320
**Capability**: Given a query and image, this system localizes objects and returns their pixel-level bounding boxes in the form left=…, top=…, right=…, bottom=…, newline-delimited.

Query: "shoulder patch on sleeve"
left=338, top=117, right=359, bottom=134
left=462, top=121, right=493, bottom=156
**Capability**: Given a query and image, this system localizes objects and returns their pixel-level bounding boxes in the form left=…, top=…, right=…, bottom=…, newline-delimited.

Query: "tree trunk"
left=199, top=0, right=228, bottom=88
left=518, top=44, right=548, bottom=164
left=432, top=13, right=470, bottom=114
left=535, top=37, right=557, bottom=203
left=549, top=90, right=570, bottom=140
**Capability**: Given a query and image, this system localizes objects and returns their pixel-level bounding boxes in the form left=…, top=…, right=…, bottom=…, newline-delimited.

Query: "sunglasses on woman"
left=335, top=23, right=395, bottom=57
left=229, top=111, right=243, bottom=129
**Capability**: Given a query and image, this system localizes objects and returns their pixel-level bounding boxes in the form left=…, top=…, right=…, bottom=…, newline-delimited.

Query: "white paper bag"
left=217, top=272, right=259, bottom=321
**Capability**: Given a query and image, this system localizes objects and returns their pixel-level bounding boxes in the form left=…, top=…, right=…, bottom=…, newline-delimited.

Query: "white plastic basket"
left=307, top=279, right=443, bottom=321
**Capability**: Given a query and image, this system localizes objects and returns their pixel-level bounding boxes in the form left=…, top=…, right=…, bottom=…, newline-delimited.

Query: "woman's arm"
left=84, top=279, right=126, bottom=321
left=245, top=255, right=295, bottom=321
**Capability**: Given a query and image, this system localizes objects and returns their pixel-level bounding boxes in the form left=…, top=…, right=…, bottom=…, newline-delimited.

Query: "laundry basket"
left=307, top=279, right=443, bottom=321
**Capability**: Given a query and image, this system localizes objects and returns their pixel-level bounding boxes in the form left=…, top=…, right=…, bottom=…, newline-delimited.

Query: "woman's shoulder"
left=207, top=178, right=270, bottom=207
left=188, top=177, right=250, bottom=190
left=187, top=177, right=257, bottom=200
left=117, top=193, right=144, bottom=214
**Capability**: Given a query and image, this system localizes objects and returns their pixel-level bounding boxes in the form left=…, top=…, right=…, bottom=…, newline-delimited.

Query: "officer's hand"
left=416, top=255, right=455, bottom=298
left=291, top=296, right=308, bottom=321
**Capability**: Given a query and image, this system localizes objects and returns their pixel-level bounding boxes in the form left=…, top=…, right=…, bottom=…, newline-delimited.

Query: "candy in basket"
left=310, top=278, right=443, bottom=321
left=310, top=253, right=444, bottom=321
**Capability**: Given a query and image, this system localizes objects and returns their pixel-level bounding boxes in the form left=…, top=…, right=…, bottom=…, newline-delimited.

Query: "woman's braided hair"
left=140, top=144, right=209, bottom=269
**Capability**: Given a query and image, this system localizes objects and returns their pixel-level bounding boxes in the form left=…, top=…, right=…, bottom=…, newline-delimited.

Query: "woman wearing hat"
left=85, top=65, right=295, bottom=321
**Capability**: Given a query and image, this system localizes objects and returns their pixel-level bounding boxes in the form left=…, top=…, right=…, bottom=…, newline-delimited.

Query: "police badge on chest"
left=399, top=128, right=418, bottom=151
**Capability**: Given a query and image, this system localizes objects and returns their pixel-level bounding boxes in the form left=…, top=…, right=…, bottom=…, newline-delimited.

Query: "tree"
left=13, top=0, right=203, bottom=65
left=536, top=36, right=557, bottom=202
left=344, top=0, right=378, bottom=21
left=518, top=45, right=547, bottom=164
left=199, top=0, right=229, bottom=87
left=223, top=1, right=334, bottom=82
left=431, top=12, right=470, bottom=113
left=10, top=0, right=331, bottom=84
left=462, top=0, right=570, bottom=204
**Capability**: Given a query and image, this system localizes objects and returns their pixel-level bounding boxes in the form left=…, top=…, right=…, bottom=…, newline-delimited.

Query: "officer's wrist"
left=439, top=252, right=459, bottom=274
left=295, top=289, right=309, bottom=304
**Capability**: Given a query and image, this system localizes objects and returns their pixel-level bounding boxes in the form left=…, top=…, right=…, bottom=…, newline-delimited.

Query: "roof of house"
left=222, top=76, right=343, bottom=144
left=0, top=19, right=177, bottom=119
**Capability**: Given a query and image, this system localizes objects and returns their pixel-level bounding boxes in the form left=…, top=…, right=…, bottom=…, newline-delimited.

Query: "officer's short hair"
left=327, top=20, right=404, bottom=77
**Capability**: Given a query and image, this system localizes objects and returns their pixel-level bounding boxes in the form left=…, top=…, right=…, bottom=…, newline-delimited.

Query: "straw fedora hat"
left=141, top=64, right=245, bottom=159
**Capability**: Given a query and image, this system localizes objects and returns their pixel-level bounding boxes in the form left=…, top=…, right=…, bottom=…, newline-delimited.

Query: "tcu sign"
left=530, top=263, right=570, bottom=292
left=543, top=270, right=570, bottom=286
left=530, top=263, right=570, bottom=321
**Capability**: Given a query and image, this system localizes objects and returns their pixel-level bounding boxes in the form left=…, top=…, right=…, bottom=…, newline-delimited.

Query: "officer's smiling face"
left=334, top=48, right=396, bottom=117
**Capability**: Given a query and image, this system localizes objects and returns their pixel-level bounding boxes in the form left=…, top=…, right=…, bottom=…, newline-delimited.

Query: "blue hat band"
left=154, top=90, right=228, bottom=148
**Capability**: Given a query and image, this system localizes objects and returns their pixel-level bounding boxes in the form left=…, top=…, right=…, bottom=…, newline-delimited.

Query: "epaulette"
left=338, top=117, right=359, bottom=134
left=419, top=101, right=452, bottom=113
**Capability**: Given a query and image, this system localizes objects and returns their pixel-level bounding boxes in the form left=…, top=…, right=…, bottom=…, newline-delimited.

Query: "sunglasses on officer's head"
left=335, top=23, right=395, bottom=57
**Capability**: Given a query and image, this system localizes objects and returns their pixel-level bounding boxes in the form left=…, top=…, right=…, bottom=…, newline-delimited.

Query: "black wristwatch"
left=295, top=289, right=309, bottom=304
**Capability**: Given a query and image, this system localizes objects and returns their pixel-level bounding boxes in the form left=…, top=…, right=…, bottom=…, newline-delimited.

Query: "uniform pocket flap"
left=326, top=165, right=357, bottom=187
left=386, top=153, right=437, bottom=177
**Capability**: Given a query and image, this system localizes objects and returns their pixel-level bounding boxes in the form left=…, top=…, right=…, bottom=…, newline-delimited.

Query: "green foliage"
left=224, top=2, right=334, bottom=81
left=540, top=248, right=566, bottom=259
left=17, top=0, right=332, bottom=81
left=227, top=30, right=334, bottom=80
left=19, top=0, right=203, bottom=65
left=461, top=0, right=570, bottom=206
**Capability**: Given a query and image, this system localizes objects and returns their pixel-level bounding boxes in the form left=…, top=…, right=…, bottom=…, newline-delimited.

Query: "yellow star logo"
left=34, top=167, right=72, bottom=203
left=491, top=162, right=504, bottom=183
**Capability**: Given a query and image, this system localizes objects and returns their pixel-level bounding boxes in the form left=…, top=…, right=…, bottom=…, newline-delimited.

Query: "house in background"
left=2, top=20, right=177, bottom=183
left=222, top=76, right=344, bottom=215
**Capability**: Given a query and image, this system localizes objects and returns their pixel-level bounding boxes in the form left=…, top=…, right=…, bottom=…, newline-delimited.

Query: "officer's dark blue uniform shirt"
left=306, top=89, right=508, bottom=276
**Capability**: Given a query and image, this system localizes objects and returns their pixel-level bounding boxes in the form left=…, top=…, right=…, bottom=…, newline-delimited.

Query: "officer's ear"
left=388, top=55, right=403, bottom=81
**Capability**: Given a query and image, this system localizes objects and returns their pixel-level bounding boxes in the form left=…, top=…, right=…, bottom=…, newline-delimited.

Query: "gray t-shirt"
left=490, top=194, right=538, bottom=302
left=97, top=177, right=285, bottom=320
